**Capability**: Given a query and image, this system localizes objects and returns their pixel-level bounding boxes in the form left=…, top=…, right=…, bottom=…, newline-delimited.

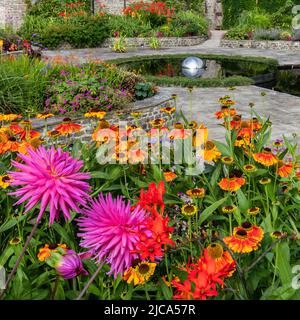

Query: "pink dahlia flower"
left=9, top=146, right=91, bottom=225
left=77, top=193, right=148, bottom=278
left=56, top=250, right=88, bottom=280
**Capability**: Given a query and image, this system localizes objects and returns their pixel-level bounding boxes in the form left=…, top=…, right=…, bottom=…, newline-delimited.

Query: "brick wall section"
left=95, top=0, right=151, bottom=14
left=0, top=0, right=27, bottom=29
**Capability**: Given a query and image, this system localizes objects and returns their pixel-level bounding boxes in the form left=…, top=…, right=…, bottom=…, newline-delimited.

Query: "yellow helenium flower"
left=123, top=262, right=156, bottom=286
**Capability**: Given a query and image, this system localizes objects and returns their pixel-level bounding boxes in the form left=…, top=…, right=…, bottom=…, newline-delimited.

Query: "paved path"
left=43, top=37, right=300, bottom=67
left=154, top=86, right=300, bottom=145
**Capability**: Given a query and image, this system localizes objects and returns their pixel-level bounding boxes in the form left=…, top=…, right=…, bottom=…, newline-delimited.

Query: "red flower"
left=137, top=181, right=165, bottom=214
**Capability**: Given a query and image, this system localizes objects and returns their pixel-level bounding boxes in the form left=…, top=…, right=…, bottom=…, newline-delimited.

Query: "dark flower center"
left=138, top=263, right=150, bottom=275
left=241, top=222, right=252, bottom=230
left=48, top=243, right=58, bottom=250
left=236, top=229, right=247, bottom=238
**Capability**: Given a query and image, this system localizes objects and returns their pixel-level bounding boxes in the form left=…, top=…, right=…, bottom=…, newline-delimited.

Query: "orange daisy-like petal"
left=218, top=177, right=246, bottom=191
left=277, top=162, right=293, bottom=178
left=54, top=119, right=81, bottom=135
left=163, top=171, right=177, bottom=182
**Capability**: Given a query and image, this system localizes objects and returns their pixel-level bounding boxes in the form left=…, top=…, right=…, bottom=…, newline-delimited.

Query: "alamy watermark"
left=94, top=122, right=206, bottom=176
left=292, top=265, right=300, bottom=290
left=292, top=5, right=300, bottom=30
left=0, top=266, right=5, bottom=290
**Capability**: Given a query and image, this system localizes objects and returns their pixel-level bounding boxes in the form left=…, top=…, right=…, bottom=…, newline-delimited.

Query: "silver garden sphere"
left=182, top=57, right=205, bottom=78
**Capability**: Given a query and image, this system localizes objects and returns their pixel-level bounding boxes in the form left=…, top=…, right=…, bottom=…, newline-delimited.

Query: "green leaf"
left=212, top=140, right=230, bottom=156
left=0, top=214, right=28, bottom=233
left=277, top=242, right=292, bottom=285
left=199, top=197, right=227, bottom=224
left=236, top=189, right=249, bottom=212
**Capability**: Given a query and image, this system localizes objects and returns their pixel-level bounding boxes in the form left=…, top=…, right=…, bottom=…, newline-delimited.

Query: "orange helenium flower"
left=218, top=173, right=246, bottom=192
left=223, top=222, right=264, bottom=253
left=253, top=148, right=278, bottom=167
left=54, top=118, right=81, bottom=135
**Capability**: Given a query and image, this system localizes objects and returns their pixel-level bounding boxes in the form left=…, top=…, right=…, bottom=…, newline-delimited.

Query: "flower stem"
left=76, top=261, right=104, bottom=300
left=0, top=215, right=41, bottom=300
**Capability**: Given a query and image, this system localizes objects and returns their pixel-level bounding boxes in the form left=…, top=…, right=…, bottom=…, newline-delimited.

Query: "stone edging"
left=102, top=36, right=208, bottom=48
left=221, top=39, right=300, bottom=51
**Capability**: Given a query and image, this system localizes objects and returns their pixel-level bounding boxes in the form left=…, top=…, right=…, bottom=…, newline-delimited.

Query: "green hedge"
left=222, top=0, right=297, bottom=29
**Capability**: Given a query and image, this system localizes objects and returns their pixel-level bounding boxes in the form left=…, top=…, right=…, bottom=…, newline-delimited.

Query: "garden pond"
left=122, top=57, right=300, bottom=96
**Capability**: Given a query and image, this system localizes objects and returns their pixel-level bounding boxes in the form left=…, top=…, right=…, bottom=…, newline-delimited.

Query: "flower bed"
left=221, top=39, right=300, bottom=51
left=0, top=91, right=300, bottom=300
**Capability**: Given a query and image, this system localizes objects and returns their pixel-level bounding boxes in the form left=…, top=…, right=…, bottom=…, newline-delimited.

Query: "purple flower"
left=9, top=146, right=91, bottom=225
left=56, top=250, right=88, bottom=280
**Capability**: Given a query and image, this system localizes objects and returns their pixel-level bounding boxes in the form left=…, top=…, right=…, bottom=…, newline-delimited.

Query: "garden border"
left=221, top=39, right=300, bottom=51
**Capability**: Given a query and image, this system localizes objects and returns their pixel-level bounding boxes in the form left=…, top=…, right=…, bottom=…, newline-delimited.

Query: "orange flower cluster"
left=0, top=120, right=42, bottom=155
left=173, top=246, right=236, bottom=300
left=123, top=1, right=174, bottom=17
left=133, top=181, right=174, bottom=262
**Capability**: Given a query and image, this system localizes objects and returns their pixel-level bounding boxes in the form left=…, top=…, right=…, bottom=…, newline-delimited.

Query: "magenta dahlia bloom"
left=56, top=250, right=88, bottom=280
left=77, top=193, right=148, bottom=278
left=9, top=146, right=91, bottom=225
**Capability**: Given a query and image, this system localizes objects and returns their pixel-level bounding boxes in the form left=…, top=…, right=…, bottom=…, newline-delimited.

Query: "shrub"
left=169, top=11, right=208, bottom=37
left=134, top=82, right=156, bottom=100
left=238, top=9, right=272, bottom=31
left=253, top=28, right=282, bottom=41
left=0, top=55, right=49, bottom=114
left=224, top=26, right=250, bottom=40
left=36, top=15, right=109, bottom=49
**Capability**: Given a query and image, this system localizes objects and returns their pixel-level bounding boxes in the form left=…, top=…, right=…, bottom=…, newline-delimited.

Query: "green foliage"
left=26, top=0, right=66, bottom=18
left=112, top=36, right=127, bottom=53
left=106, top=15, right=152, bottom=38
left=149, top=36, right=161, bottom=50
left=30, top=15, right=109, bottom=49
left=134, top=82, right=156, bottom=100
left=238, top=9, right=272, bottom=30
left=0, top=55, right=49, bottom=114
left=26, top=0, right=91, bottom=18
left=222, top=0, right=297, bottom=29
left=169, top=10, right=208, bottom=37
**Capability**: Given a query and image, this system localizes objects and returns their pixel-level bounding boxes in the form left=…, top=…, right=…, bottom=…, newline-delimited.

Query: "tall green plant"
left=0, top=55, right=49, bottom=114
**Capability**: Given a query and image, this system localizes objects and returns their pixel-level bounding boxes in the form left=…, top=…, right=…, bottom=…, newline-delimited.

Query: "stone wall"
left=101, top=36, right=208, bottom=49
left=221, top=39, right=300, bottom=51
left=33, top=98, right=176, bottom=142
left=0, top=0, right=27, bottom=29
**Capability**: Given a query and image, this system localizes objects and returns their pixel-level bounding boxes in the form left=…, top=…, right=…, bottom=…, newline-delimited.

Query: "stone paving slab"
left=156, top=85, right=300, bottom=146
